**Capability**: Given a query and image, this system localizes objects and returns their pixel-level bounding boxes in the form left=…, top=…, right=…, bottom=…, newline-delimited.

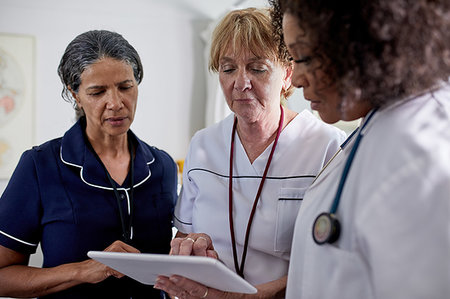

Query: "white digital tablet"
left=88, top=251, right=257, bottom=294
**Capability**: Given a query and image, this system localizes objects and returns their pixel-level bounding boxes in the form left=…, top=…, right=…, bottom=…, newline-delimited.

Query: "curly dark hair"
left=270, top=0, right=450, bottom=107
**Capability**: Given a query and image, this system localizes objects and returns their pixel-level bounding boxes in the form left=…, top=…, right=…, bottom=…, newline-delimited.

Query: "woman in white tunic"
left=269, top=0, right=450, bottom=298
left=154, top=7, right=345, bottom=299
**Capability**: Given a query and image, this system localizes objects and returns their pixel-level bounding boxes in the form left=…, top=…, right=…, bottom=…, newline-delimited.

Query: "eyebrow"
left=116, top=79, right=135, bottom=85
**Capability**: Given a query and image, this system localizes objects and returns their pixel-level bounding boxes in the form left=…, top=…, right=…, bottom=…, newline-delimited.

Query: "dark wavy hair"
left=57, top=30, right=143, bottom=118
left=270, top=0, right=450, bottom=107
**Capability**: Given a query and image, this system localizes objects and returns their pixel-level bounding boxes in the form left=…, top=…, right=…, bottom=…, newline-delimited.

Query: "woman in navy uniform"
left=0, top=30, right=177, bottom=298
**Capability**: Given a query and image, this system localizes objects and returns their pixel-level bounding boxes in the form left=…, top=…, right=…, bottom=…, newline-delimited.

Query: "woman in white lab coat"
left=269, top=0, right=450, bottom=298
left=154, top=7, right=345, bottom=299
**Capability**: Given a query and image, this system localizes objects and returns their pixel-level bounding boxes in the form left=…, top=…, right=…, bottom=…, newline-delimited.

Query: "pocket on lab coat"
left=274, top=187, right=305, bottom=252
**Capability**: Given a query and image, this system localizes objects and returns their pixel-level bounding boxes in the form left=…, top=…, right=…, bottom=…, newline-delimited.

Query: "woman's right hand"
left=170, top=233, right=219, bottom=259
left=0, top=240, right=140, bottom=297
left=76, top=240, right=140, bottom=284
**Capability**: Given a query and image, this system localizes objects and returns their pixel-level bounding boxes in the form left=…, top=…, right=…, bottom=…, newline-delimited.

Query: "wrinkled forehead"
left=220, top=39, right=278, bottom=63
left=221, top=46, right=266, bottom=60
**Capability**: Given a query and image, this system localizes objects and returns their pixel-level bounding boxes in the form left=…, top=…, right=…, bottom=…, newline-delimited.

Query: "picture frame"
left=0, top=33, right=35, bottom=179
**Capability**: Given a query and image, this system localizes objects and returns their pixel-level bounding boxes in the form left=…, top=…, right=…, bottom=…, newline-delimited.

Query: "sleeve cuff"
left=173, top=214, right=193, bottom=234
left=0, top=229, right=38, bottom=255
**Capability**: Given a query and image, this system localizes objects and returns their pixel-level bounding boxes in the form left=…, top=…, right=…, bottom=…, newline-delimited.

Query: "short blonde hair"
left=209, top=7, right=295, bottom=100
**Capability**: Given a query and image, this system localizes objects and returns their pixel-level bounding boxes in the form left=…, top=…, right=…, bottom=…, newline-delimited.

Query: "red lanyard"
left=228, top=105, right=284, bottom=278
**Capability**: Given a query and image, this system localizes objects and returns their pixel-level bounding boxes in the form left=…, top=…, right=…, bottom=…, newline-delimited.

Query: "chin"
left=316, top=112, right=341, bottom=124
left=105, top=127, right=129, bottom=137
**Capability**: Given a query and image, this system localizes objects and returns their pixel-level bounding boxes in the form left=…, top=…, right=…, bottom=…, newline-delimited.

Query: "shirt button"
left=120, top=194, right=126, bottom=200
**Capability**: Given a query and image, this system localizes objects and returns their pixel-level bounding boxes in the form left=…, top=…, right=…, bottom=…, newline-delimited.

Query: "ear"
left=282, top=63, right=293, bottom=91
left=68, top=86, right=82, bottom=109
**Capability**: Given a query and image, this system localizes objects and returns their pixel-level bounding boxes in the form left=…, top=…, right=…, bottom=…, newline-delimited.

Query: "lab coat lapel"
left=307, top=141, right=352, bottom=191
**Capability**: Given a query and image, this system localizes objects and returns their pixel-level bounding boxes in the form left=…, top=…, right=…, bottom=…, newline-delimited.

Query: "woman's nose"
left=291, top=68, right=309, bottom=89
left=106, top=89, right=124, bottom=110
left=234, top=70, right=252, bottom=91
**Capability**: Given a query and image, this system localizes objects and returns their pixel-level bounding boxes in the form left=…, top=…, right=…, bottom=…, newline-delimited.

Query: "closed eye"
left=292, top=56, right=312, bottom=64
left=251, top=69, right=266, bottom=73
left=89, top=90, right=105, bottom=96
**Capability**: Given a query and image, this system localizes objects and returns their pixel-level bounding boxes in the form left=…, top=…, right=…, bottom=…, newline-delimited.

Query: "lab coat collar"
left=308, top=143, right=348, bottom=190
left=309, top=108, right=379, bottom=189
left=307, top=123, right=362, bottom=190
left=60, top=119, right=155, bottom=189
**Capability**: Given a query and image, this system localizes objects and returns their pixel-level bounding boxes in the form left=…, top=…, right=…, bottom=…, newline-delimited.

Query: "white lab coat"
left=174, top=110, right=346, bottom=285
left=286, top=87, right=450, bottom=299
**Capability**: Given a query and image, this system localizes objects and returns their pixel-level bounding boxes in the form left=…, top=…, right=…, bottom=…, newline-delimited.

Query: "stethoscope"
left=312, top=108, right=377, bottom=245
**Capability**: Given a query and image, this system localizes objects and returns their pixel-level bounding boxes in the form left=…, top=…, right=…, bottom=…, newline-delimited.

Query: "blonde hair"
left=209, top=7, right=295, bottom=101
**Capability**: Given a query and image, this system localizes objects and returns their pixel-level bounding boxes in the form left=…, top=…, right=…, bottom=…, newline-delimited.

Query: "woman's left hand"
left=154, top=275, right=237, bottom=299
left=154, top=267, right=286, bottom=299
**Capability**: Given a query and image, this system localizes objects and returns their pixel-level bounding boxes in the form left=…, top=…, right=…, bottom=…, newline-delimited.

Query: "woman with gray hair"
left=0, top=30, right=177, bottom=298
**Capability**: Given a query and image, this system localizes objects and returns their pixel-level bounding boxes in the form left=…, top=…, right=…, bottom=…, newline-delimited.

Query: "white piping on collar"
left=0, top=229, right=38, bottom=247
left=59, top=146, right=155, bottom=190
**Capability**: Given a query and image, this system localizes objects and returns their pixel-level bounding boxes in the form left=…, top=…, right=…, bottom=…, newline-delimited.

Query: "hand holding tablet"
left=88, top=251, right=257, bottom=294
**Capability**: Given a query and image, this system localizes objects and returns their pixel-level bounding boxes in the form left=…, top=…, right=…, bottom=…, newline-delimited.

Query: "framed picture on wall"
left=0, top=33, right=35, bottom=179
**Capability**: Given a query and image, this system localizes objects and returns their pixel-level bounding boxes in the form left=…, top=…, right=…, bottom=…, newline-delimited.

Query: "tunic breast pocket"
left=274, top=187, right=306, bottom=253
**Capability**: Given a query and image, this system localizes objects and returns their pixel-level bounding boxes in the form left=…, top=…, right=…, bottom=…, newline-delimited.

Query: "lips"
left=105, top=116, right=128, bottom=126
left=310, top=101, right=321, bottom=110
left=304, top=97, right=321, bottom=110
left=233, top=91, right=255, bottom=100
left=232, top=99, right=255, bottom=106
left=106, top=116, right=126, bottom=121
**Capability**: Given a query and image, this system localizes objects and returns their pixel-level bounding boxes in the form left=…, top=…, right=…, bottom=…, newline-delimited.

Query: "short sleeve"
left=0, top=149, right=41, bottom=254
left=173, top=145, right=198, bottom=234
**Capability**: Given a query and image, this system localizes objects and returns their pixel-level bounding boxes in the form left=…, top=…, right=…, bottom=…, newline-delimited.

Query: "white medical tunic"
left=174, top=110, right=346, bottom=285
left=286, top=87, right=450, bottom=299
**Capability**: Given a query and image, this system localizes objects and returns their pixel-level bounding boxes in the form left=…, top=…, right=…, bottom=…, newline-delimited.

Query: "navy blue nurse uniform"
left=0, top=118, right=177, bottom=298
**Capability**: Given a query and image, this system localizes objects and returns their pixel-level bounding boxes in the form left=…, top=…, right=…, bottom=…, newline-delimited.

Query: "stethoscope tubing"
left=312, top=108, right=378, bottom=245
left=330, top=108, right=378, bottom=214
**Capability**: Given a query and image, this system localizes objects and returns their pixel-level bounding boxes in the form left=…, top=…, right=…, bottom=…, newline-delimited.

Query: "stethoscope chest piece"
left=312, top=212, right=340, bottom=245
